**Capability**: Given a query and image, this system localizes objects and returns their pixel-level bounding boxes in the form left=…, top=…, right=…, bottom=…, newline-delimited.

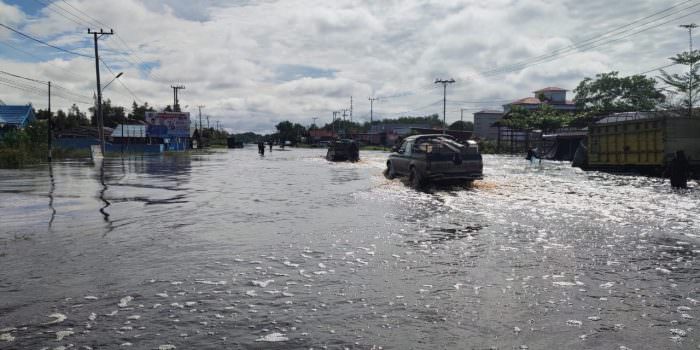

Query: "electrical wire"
left=0, top=23, right=91, bottom=58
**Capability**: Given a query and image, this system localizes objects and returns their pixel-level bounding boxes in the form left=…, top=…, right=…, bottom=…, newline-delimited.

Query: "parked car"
left=385, top=134, right=483, bottom=189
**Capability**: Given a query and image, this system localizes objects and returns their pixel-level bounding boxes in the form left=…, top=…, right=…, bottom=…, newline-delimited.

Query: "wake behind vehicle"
left=326, top=139, right=360, bottom=162
left=386, top=134, right=483, bottom=189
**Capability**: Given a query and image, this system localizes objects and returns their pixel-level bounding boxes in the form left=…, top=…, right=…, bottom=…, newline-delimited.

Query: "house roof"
left=510, top=97, right=543, bottom=105
left=534, top=87, right=567, bottom=93
left=474, top=109, right=503, bottom=114
left=112, top=124, right=147, bottom=137
left=0, top=104, right=34, bottom=126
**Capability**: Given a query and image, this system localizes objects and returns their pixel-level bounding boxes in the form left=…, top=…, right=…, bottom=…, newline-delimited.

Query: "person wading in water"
left=667, top=150, right=690, bottom=189
left=258, top=141, right=265, bottom=156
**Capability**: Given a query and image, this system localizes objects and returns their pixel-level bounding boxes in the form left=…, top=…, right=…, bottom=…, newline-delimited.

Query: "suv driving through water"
left=385, top=134, right=483, bottom=189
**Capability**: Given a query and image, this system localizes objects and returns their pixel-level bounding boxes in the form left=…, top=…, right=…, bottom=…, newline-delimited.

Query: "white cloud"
left=0, top=0, right=693, bottom=132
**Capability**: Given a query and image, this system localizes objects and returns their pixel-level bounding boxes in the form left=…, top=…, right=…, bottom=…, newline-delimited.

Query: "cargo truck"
left=586, top=112, right=700, bottom=175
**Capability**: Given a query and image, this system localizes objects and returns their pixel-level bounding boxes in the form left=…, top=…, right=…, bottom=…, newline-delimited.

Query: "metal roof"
left=595, top=112, right=657, bottom=124
left=534, top=87, right=567, bottom=93
left=0, top=104, right=34, bottom=126
left=111, top=124, right=147, bottom=137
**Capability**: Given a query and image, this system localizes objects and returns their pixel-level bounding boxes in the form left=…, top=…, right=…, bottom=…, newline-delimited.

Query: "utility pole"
left=206, top=115, right=210, bottom=129
left=680, top=23, right=698, bottom=117
left=47, top=81, right=52, bottom=162
left=350, top=96, right=353, bottom=123
left=312, top=117, right=318, bottom=127
left=460, top=108, right=467, bottom=122
left=435, top=78, right=456, bottom=134
left=88, top=28, right=114, bottom=154
left=197, top=105, right=205, bottom=131
left=171, top=85, right=185, bottom=111
left=368, top=97, right=378, bottom=124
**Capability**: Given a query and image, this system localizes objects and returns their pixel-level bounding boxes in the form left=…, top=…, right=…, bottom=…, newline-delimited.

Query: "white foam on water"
left=283, top=261, right=299, bottom=267
left=56, top=330, right=73, bottom=341
left=118, top=296, right=133, bottom=308
left=195, top=280, right=227, bottom=285
left=45, top=313, right=67, bottom=324
left=185, top=302, right=197, bottom=307
left=680, top=313, right=693, bottom=319
left=88, top=313, right=97, bottom=321
left=158, top=345, right=176, bottom=350
left=318, top=263, right=326, bottom=269
left=553, top=281, right=576, bottom=287
left=670, top=328, right=687, bottom=337
left=282, top=292, right=294, bottom=297
left=566, top=320, right=582, bottom=327
left=687, top=298, right=698, bottom=305
left=156, top=292, right=168, bottom=298
left=587, top=316, right=601, bottom=321
left=599, top=282, right=614, bottom=289
left=313, top=271, right=327, bottom=275
left=245, top=290, right=258, bottom=297
left=120, top=342, right=132, bottom=346
left=106, top=310, right=118, bottom=316
left=256, top=332, right=289, bottom=342
left=127, top=315, right=141, bottom=320
left=252, top=280, right=274, bottom=288
left=84, top=296, right=98, bottom=300
left=0, top=333, right=15, bottom=342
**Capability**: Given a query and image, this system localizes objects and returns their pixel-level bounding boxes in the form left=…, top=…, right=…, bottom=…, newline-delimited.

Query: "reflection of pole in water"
left=98, top=160, right=111, bottom=223
left=48, top=163, right=56, bottom=229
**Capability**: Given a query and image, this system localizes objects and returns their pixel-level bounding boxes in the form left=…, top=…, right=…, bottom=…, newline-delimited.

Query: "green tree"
left=659, top=50, right=700, bottom=115
left=574, top=71, right=665, bottom=114
left=275, top=121, right=307, bottom=143
left=89, top=99, right=126, bottom=128
left=449, top=120, right=474, bottom=131
left=128, top=101, right=155, bottom=121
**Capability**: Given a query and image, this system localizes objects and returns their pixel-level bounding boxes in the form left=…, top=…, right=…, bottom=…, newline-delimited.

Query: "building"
left=0, top=104, right=36, bottom=134
left=503, top=87, right=576, bottom=113
left=367, top=123, right=432, bottom=146
left=309, top=129, right=337, bottom=143
left=473, top=110, right=503, bottom=140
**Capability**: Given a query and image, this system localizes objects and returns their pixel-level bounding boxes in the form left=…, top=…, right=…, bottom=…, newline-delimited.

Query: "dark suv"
left=386, top=134, right=483, bottom=189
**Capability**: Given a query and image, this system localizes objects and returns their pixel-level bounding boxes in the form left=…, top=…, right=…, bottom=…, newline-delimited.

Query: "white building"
left=473, top=110, right=503, bottom=140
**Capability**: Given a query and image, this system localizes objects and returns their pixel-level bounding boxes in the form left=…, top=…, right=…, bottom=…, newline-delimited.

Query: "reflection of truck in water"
left=386, top=134, right=483, bottom=189
left=326, top=139, right=360, bottom=162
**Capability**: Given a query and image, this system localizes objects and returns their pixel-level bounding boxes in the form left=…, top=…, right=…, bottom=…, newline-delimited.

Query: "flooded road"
left=0, top=148, right=698, bottom=349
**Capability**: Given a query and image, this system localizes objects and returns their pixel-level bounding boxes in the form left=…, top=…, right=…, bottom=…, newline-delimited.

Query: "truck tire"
left=385, top=161, right=396, bottom=179
left=409, top=166, right=425, bottom=190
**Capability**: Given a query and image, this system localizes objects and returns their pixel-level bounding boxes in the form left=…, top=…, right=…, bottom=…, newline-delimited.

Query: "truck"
left=586, top=112, right=700, bottom=175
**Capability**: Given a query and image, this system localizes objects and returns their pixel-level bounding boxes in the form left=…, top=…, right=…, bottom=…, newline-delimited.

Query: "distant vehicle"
left=386, top=134, right=483, bottom=189
left=326, top=139, right=360, bottom=162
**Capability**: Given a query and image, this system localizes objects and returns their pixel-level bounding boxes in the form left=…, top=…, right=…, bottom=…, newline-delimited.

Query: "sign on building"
left=145, top=112, right=191, bottom=138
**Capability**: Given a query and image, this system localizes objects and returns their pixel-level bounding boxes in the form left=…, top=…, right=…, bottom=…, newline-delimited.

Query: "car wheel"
left=385, top=161, right=396, bottom=179
left=409, top=167, right=425, bottom=190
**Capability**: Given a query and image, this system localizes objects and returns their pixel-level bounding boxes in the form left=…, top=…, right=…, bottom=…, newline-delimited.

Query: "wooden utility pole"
left=47, top=81, right=52, bottom=162
left=88, top=28, right=114, bottom=154
left=435, top=78, right=455, bottom=134
left=368, top=97, right=378, bottom=124
left=171, top=85, right=185, bottom=111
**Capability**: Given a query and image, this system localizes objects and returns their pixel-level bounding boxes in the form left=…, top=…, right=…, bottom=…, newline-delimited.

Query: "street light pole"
left=680, top=23, right=698, bottom=117
left=435, top=78, right=455, bottom=134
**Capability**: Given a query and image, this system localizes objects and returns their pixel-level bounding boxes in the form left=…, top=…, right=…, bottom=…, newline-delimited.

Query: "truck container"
left=587, top=111, right=700, bottom=174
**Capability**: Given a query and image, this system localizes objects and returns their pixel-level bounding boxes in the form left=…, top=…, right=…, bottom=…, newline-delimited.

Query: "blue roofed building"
left=0, top=104, right=36, bottom=130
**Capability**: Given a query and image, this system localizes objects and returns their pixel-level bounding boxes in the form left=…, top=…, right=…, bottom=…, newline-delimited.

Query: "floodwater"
left=0, top=148, right=698, bottom=349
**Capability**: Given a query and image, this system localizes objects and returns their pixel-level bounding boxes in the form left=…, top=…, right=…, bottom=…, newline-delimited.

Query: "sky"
left=0, top=0, right=696, bottom=133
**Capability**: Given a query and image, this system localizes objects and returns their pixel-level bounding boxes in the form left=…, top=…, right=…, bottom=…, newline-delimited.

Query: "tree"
left=500, top=105, right=576, bottom=133
left=449, top=120, right=473, bottom=131
left=275, top=120, right=307, bottom=143
left=89, top=99, right=126, bottom=128
left=659, top=50, right=700, bottom=115
left=128, top=101, right=155, bottom=121
left=574, top=71, right=665, bottom=114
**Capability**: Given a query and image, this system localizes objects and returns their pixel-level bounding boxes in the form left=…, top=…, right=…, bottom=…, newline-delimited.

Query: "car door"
left=394, top=141, right=413, bottom=175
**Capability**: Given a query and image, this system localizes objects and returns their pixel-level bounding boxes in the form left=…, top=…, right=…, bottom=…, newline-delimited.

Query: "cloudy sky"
left=0, top=0, right=696, bottom=132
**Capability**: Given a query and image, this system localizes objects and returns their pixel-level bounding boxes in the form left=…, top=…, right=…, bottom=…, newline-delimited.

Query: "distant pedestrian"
left=526, top=148, right=541, bottom=165
left=667, top=150, right=690, bottom=189
left=258, top=141, right=265, bottom=156
left=269, top=141, right=273, bottom=152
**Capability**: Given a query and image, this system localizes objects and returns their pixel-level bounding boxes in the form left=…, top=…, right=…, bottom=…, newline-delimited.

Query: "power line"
left=481, top=2, right=700, bottom=76
left=0, top=23, right=91, bottom=58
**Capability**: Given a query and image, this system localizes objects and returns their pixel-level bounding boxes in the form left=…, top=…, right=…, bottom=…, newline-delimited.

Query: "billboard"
left=146, top=112, right=191, bottom=138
